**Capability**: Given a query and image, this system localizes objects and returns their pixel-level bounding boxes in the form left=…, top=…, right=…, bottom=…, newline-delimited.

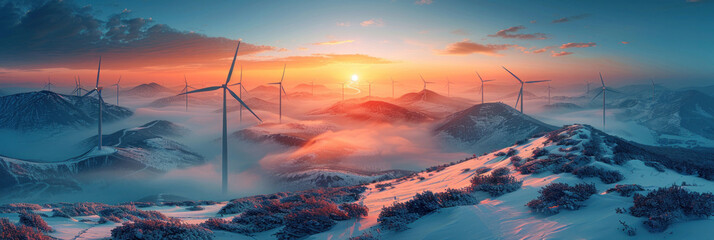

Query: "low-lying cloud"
left=488, top=25, right=548, bottom=40
left=560, top=42, right=597, bottom=49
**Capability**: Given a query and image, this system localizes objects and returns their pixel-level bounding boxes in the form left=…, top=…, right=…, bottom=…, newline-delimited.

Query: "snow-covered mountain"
left=607, top=88, right=714, bottom=147
left=434, top=102, right=557, bottom=153
left=315, top=100, right=433, bottom=123
left=276, top=167, right=413, bottom=189
left=6, top=124, right=713, bottom=239
left=0, top=120, right=203, bottom=201
left=395, top=90, right=472, bottom=118
left=0, top=91, right=132, bottom=131
left=123, top=82, right=174, bottom=97
left=147, top=94, right=216, bottom=108
left=232, top=121, right=336, bottom=147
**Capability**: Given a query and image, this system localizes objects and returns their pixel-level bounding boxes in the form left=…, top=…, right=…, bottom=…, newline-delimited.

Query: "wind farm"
left=0, top=1, right=713, bottom=240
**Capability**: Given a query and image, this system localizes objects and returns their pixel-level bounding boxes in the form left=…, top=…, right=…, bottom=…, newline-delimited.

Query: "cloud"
left=621, top=41, right=629, bottom=44
left=516, top=46, right=552, bottom=54
left=312, top=40, right=355, bottom=45
left=243, top=54, right=394, bottom=69
left=0, top=1, right=281, bottom=70
left=297, top=47, right=308, bottom=51
left=530, top=20, right=537, bottom=24
left=360, top=18, right=384, bottom=27
left=451, top=29, right=469, bottom=35
left=488, top=25, right=548, bottom=40
left=336, top=22, right=350, bottom=27
left=560, top=42, right=596, bottom=49
left=415, top=0, right=433, bottom=5
left=551, top=51, right=574, bottom=57
left=439, top=40, right=512, bottom=56
left=552, top=14, right=589, bottom=23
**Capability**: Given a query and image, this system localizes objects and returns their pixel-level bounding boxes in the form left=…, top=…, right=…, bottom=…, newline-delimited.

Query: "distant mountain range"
left=434, top=102, right=557, bottom=153
left=394, top=90, right=472, bottom=118
left=0, top=120, right=203, bottom=201
left=315, top=100, right=433, bottom=123
left=123, top=82, right=175, bottom=97
left=0, top=91, right=132, bottom=131
left=232, top=121, right=337, bottom=147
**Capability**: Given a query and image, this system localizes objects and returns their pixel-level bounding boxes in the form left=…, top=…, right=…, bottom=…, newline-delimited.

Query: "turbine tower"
left=584, top=80, right=591, bottom=94
left=368, top=81, right=373, bottom=98
left=71, top=76, right=87, bottom=96
left=391, top=77, right=396, bottom=98
left=419, top=75, right=434, bottom=101
left=82, top=57, right=105, bottom=150
left=546, top=83, right=554, bottom=105
left=43, top=77, right=55, bottom=91
left=180, top=41, right=262, bottom=194
left=446, top=78, right=451, bottom=97
left=268, top=64, right=287, bottom=123
left=180, top=75, right=196, bottom=112
left=111, top=76, right=121, bottom=105
left=476, top=72, right=494, bottom=104
left=591, top=73, right=619, bottom=128
left=228, top=66, right=248, bottom=123
left=502, top=66, right=550, bottom=113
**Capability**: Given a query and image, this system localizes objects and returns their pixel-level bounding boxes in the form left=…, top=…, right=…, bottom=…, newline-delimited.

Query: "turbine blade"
left=268, top=82, right=281, bottom=85
left=180, top=86, right=222, bottom=95
left=280, top=64, right=286, bottom=83
left=502, top=66, right=523, bottom=83
left=227, top=88, right=262, bottom=122
left=476, top=72, right=484, bottom=82
left=605, top=87, right=621, bottom=94
left=225, top=41, right=241, bottom=85
left=515, top=89, right=522, bottom=108
left=420, top=74, right=426, bottom=83
left=281, top=85, right=287, bottom=96
left=599, top=72, right=605, bottom=86
left=483, top=79, right=495, bottom=82
left=95, top=56, right=101, bottom=88
left=82, top=89, right=97, bottom=98
left=228, top=83, right=241, bottom=86
left=591, top=90, right=603, bottom=101
left=525, top=80, right=551, bottom=83
left=241, top=84, right=248, bottom=93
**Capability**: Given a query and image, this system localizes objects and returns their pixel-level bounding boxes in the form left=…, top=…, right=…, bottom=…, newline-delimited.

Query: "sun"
left=351, top=74, right=359, bottom=82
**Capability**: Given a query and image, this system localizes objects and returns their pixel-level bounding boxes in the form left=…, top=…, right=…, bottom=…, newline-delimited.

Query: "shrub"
left=276, top=210, right=337, bottom=240
left=475, top=167, right=491, bottom=175
left=572, top=166, right=624, bottom=184
left=435, top=189, right=478, bottom=208
left=0, top=203, right=43, bottom=214
left=349, top=232, right=378, bottom=240
left=629, top=185, right=714, bottom=233
left=378, top=189, right=476, bottom=231
left=98, top=205, right=169, bottom=222
left=606, top=184, right=644, bottom=197
left=187, top=205, right=204, bottom=211
left=0, top=218, right=53, bottom=240
left=375, top=183, right=392, bottom=191
left=111, top=219, right=213, bottom=240
left=339, top=203, right=368, bottom=219
left=470, top=171, right=522, bottom=197
left=510, top=156, right=523, bottom=167
left=491, top=167, right=510, bottom=177
left=618, top=220, right=637, bottom=236
left=505, top=148, right=517, bottom=157
left=18, top=212, right=53, bottom=232
left=526, top=183, right=597, bottom=215
left=495, top=151, right=506, bottom=157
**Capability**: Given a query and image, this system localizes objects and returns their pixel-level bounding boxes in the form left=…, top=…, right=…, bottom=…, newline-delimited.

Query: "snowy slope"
left=0, top=91, right=133, bottom=131
left=232, top=120, right=337, bottom=147
left=4, top=124, right=712, bottom=239
left=122, top=82, right=174, bottom=97
left=434, top=102, right=557, bottom=153
left=395, top=90, right=472, bottom=118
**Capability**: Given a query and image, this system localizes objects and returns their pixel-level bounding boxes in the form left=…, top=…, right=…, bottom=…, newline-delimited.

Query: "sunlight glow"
left=351, top=74, right=359, bottom=82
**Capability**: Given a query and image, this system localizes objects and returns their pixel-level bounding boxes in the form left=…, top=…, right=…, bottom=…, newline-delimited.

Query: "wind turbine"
left=650, top=79, right=656, bottom=102
left=180, top=75, right=196, bottom=112
left=368, top=80, right=373, bottom=98
left=584, top=80, right=591, bottom=94
left=82, top=57, right=105, bottom=150
left=111, top=76, right=121, bottom=105
left=502, top=66, right=550, bottom=113
left=419, top=75, right=434, bottom=101
left=476, top=72, right=494, bottom=104
left=71, top=76, right=86, bottom=96
left=43, top=77, right=55, bottom=91
left=268, top=64, right=287, bottom=123
left=446, top=78, right=451, bottom=97
left=546, top=83, right=554, bottom=105
left=391, top=77, right=396, bottom=98
left=179, top=41, right=262, bottom=195
left=591, top=73, right=619, bottom=128
left=227, top=66, right=248, bottom=123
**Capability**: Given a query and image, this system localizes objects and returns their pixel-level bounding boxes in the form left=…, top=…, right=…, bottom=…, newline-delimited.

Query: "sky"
left=0, top=0, right=712, bottom=90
